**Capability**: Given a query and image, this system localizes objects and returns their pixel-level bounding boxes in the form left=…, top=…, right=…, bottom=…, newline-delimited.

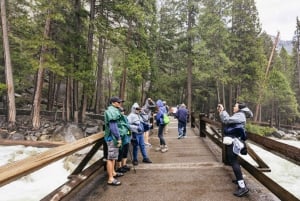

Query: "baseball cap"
left=110, top=96, right=124, bottom=103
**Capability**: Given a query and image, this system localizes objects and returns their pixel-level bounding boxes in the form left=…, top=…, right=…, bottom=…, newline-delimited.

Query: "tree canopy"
left=1, top=0, right=300, bottom=128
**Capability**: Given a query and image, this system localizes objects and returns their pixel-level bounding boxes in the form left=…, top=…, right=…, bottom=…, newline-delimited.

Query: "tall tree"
left=1, top=0, right=16, bottom=129
left=229, top=0, right=265, bottom=116
left=31, top=9, right=51, bottom=129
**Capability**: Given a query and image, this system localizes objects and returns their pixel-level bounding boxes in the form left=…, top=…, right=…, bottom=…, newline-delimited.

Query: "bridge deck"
left=73, top=118, right=279, bottom=201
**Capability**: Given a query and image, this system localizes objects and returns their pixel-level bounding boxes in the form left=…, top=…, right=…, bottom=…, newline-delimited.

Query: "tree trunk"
left=47, top=71, right=55, bottom=111
left=254, top=32, right=280, bottom=121
left=31, top=10, right=51, bottom=129
left=1, top=0, right=16, bottom=129
left=95, top=36, right=106, bottom=113
left=186, top=0, right=193, bottom=120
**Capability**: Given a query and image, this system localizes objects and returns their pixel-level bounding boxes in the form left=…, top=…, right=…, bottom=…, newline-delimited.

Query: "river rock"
left=272, top=130, right=285, bottom=139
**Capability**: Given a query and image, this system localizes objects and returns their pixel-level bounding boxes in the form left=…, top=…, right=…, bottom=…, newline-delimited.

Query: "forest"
left=1, top=0, right=300, bottom=130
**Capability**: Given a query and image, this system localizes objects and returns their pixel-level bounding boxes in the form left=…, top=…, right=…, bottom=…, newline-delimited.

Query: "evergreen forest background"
left=1, top=0, right=300, bottom=130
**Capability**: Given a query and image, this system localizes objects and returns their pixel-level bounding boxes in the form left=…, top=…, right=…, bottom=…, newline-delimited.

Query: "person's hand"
left=117, top=140, right=122, bottom=147
left=217, top=104, right=224, bottom=113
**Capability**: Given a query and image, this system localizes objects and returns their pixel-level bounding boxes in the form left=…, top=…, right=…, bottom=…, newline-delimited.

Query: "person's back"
left=175, top=104, right=188, bottom=139
left=176, top=105, right=188, bottom=123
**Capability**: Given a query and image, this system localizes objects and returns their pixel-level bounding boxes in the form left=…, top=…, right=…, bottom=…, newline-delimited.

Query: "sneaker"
left=142, top=158, right=152, bottom=163
left=155, top=146, right=162, bottom=151
left=178, top=134, right=183, bottom=139
left=132, top=160, right=138, bottom=166
left=116, top=167, right=127, bottom=173
left=233, top=187, right=249, bottom=197
left=122, top=165, right=131, bottom=171
left=161, top=145, right=168, bottom=153
left=145, top=143, right=152, bottom=147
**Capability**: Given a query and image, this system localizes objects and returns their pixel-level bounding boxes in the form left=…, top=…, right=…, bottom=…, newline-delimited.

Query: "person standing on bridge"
left=155, top=99, right=168, bottom=153
left=217, top=102, right=253, bottom=197
left=175, top=103, right=188, bottom=139
left=127, top=102, right=152, bottom=165
left=104, top=96, right=126, bottom=186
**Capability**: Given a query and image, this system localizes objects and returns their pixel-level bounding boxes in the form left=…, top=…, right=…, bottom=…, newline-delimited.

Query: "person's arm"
left=217, top=104, right=244, bottom=124
left=109, top=121, right=121, bottom=146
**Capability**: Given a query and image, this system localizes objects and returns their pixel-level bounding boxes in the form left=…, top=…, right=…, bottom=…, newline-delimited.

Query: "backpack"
left=163, top=113, right=170, bottom=124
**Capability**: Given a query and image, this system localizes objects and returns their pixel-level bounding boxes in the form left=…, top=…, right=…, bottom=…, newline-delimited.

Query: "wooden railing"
left=0, top=133, right=105, bottom=200
left=195, top=115, right=300, bottom=201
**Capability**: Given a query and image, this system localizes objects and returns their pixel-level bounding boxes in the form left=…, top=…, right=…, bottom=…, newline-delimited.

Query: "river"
left=0, top=140, right=299, bottom=201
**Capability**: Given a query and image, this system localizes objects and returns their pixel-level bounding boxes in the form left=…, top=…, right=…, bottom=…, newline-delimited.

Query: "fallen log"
left=0, top=139, right=65, bottom=148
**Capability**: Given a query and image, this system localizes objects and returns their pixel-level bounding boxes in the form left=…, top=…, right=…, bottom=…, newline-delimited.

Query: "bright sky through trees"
left=256, top=0, right=300, bottom=41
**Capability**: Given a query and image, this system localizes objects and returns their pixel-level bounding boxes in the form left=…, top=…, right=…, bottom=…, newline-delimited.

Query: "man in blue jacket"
left=175, top=103, right=188, bottom=139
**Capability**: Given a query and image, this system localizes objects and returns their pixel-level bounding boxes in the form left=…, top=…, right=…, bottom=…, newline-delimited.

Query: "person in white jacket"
left=127, top=103, right=152, bottom=165
left=217, top=102, right=253, bottom=197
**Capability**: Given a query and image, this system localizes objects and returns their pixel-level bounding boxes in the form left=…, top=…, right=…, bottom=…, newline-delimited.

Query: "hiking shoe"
left=132, top=160, right=138, bottom=166
left=233, top=187, right=249, bottom=197
left=142, top=158, right=152, bottom=163
left=161, top=145, right=168, bottom=153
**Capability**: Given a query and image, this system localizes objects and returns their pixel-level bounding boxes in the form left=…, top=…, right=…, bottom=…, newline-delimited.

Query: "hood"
left=240, top=107, right=253, bottom=118
left=131, top=102, right=140, bottom=113
left=156, top=99, right=164, bottom=107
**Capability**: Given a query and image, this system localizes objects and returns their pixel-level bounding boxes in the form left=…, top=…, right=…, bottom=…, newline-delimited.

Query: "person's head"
left=233, top=102, right=246, bottom=113
left=110, top=96, right=124, bottom=108
left=132, top=102, right=141, bottom=114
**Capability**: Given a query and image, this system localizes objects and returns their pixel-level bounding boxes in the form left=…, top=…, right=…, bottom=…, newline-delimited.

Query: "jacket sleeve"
left=109, top=121, right=121, bottom=140
left=220, top=111, right=245, bottom=124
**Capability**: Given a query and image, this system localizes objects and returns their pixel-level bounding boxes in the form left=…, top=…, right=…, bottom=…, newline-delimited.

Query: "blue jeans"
left=132, top=133, right=148, bottom=161
left=178, top=121, right=187, bottom=136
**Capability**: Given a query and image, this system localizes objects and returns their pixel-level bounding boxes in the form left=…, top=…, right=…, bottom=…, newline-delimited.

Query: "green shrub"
left=246, top=123, right=276, bottom=136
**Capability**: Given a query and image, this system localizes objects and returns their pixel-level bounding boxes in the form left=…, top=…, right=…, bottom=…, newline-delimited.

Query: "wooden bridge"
left=0, top=116, right=299, bottom=201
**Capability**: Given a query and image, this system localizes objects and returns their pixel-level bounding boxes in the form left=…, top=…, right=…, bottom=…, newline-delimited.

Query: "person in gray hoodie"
left=217, top=102, right=253, bottom=197
left=127, top=102, right=152, bottom=165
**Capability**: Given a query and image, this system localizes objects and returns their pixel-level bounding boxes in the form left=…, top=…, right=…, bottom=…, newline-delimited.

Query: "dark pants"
left=226, top=144, right=243, bottom=181
left=117, top=143, right=129, bottom=162
left=158, top=124, right=166, bottom=145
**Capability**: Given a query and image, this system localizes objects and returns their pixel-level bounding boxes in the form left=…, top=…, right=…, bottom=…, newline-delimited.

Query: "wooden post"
left=191, top=111, right=195, bottom=128
left=221, top=124, right=230, bottom=165
left=199, top=114, right=206, bottom=137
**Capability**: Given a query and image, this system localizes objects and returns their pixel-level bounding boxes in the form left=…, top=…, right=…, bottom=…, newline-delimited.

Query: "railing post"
left=199, top=113, right=206, bottom=137
left=191, top=111, right=195, bottom=128
left=221, top=124, right=230, bottom=165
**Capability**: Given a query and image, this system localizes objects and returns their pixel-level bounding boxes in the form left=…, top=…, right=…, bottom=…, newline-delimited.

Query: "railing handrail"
left=198, top=115, right=300, bottom=201
left=0, top=132, right=104, bottom=187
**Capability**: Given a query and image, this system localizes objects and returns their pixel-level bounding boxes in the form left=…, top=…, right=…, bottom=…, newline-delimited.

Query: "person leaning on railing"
left=217, top=102, right=253, bottom=197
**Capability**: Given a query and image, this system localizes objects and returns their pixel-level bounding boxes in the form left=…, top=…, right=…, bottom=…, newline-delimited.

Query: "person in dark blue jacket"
left=175, top=103, right=188, bottom=139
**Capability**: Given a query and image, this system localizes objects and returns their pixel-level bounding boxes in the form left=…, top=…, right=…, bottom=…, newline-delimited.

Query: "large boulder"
left=271, top=130, right=285, bottom=139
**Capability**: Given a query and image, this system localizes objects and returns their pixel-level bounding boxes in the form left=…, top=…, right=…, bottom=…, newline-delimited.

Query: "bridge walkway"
left=73, top=117, right=279, bottom=201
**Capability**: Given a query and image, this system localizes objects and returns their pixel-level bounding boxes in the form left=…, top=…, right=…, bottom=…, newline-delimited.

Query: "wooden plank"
left=0, top=133, right=104, bottom=187
left=0, top=139, right=65, bottom=147
left=41, top=159, right=105, bottom=201
left=246, top=142, right=270, bottom=171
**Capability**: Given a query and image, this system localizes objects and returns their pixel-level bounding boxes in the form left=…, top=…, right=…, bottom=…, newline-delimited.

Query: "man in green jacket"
left=104, top=96, right=126, bottom=186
